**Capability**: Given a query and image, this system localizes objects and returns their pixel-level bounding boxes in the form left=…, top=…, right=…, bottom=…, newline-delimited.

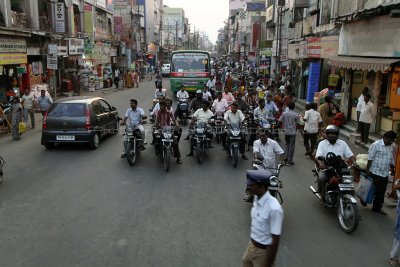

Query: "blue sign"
left=306, top=62, right=321, bottom=103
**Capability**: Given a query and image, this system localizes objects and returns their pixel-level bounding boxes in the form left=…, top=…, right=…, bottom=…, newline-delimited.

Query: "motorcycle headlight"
left=269, top=176, right=279, bottom=187
left=126, top=128, right=133, bottom=135
left=232, top=130, right=240, bottom=136
left=163, top=133, right=172, bottom=139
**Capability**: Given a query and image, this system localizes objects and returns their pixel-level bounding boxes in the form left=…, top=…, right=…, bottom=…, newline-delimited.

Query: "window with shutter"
left=338, top=0, right=354, bottom=16
left=363, top=0, right=378, bottom=10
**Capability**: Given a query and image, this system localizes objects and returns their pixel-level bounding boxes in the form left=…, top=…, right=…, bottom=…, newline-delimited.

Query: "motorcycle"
left=176, top=98, right=189, bottom=126
left=225, top=122, right=244, bottom=168
left=309, top=152, right=359, bottom=234
left=213, top=112, right=225, bottom=144
left=153, top=125, right=175, bottom=172
left=0, top=156, right=5, bottom=184
left=190, top=121, right=212, bottom=164
left=244, top=161, right=284, bottom=203
left=123, top=120, right=147, bottom=166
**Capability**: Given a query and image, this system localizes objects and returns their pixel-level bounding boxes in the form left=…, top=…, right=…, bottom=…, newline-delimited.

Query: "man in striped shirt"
left=364, top=130, right=397, bottom=215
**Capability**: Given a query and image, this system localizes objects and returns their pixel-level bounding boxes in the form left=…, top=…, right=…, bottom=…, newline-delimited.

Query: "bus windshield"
left=171, top=53, right=210, bottom=73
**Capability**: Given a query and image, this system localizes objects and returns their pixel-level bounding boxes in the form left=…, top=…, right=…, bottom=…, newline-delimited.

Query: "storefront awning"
left=329, top=56, right=400, bottom=72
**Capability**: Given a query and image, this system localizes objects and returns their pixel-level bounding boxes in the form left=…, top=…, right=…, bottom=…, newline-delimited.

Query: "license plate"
left=269, top=187, right=278, bottom=190
left=339, top=184, right=353, bottom=190
left=162, top=139, right=173, bottom=142
left=56, top=135, right=75, bottom=141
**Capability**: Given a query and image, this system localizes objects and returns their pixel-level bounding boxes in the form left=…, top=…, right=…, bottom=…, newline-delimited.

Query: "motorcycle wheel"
left=196, top=143, right=204, bottom=164
left=337, top=194, right=359, bottom=234
left=126, top=141, right=137, bottom=166
left=163, top=147, right=170, bottom=172
left=231, top=145, right=239, bottom=168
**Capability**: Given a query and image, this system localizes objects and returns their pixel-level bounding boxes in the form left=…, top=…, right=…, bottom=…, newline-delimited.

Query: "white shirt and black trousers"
left=303, top=109, right=322, bottom=155
left=359, top=101, right=375, bottom=143
left=242, top=192, right=284, bottom=267
left=368, top=139, right=395, bottom=212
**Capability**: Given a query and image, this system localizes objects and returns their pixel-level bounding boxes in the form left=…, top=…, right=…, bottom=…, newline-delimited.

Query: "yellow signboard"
left=0, top=53, right=27, bottom=65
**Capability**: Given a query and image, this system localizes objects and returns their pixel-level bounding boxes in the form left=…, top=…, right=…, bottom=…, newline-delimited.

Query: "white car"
left=161, top=64, right=170, bottom=76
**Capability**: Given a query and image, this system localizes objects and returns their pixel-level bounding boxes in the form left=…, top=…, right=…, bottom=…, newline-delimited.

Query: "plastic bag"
left=18, top=122, right=26, bottom=134
left=356, top=154, right=368, bottom=170
left=355, top=174, right=375, bottom=204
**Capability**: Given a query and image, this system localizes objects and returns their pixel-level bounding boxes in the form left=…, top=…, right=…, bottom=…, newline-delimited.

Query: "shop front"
left=84, top=41, right=113, bottom=90
left=0, top=37, right=28, bottom=100
left=330, top=14, right=400, bottom=134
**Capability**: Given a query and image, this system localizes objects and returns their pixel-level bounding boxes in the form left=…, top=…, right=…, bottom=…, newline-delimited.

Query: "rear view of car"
left=41, top=97, right=119, bottom=149
left=161, top=64, right=170, bottom=77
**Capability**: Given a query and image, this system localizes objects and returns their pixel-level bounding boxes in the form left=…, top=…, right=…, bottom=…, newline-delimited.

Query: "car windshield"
left=171, top=53, right=209, bottom=72
left=47, top=103, right=86, bottom=117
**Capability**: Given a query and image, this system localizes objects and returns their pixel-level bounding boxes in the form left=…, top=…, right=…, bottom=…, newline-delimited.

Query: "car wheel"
left=44, top=143, right=54, bottom=149
left=89, top=133, right=100, bottom=149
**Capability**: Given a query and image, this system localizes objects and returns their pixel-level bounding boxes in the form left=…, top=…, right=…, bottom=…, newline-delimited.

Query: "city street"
left=0, top=78, right=396, bottom=267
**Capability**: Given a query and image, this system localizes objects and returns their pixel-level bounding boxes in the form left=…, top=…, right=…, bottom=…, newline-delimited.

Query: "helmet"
left=325, top=125, right=339, bottom=135
left=196, top=90, right=202, bottom=94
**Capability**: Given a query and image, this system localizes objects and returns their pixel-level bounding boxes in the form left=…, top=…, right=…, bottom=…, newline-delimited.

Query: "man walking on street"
left=278, top=102, right=299, bottom=165
left=302, top=103, right=322, bottom=157
left=359, top=93, right=375, bottom=144
left=38, top=89, right=52, bottom=116
left=363, top=130, right=397, bottom=215
left=242, top=169, right=284, bottom=267
left=21, top=89, right=35, bottom=128
left=114, top=68, right=120, bottom=88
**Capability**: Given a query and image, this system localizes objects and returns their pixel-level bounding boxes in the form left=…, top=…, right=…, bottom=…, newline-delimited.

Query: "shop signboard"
left=68, top=38, right=85, bottom=55
left=47, top=55, right=58, bottom=70
left=54, top=3, right=65, bottom=33
left=339, top=15, right=400, bottom=57
left=110, top=48, right=117, bottom=57
left=307, top=62, right=321, bottom=103
left=320, top=36, right=339, bottom=58
left=307, top=37, right=321, bottom=58
left=106, top=0, right=113, bottom=12
left=48, top=44, right=58, bottom=55
left=114, top=16, right=122, bottom=34
left=0, top=38, right=26, bottom=53
left=0, top=53, right=27, bottom=65
left=57, top=46, right=68, bottom=56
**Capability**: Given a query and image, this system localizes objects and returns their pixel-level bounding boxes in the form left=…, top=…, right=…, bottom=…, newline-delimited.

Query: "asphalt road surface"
left=0, top=78, right=396, bottom=267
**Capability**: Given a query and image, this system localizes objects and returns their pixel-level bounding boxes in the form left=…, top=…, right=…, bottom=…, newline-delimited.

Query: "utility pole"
left=175, top=20, right=178, bottom=50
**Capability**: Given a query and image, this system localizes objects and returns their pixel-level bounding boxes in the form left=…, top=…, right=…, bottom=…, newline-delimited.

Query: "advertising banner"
left=84, top=4, right=93, bottom=34
left=321, top=36, right=339, bottom=58
left=307, top=37, right=321, bottom=58
left=0, top=54, right=27, bottom=65
left=47, top=55, right=58, bottom=70
left=55, top=3, right=65, bottom=33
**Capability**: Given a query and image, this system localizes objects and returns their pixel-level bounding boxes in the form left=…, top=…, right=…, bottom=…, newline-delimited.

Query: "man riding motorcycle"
left=187, top=100, right=214, bottom=156
left=121, top=99, right=146, bottom=158
left=154, top=101, right=182, bottom=164
left=175, top=85, right=189, bottom=119
left=315, top=125, right=356, bottom=202
left=222, top=102, right=248, bottom=160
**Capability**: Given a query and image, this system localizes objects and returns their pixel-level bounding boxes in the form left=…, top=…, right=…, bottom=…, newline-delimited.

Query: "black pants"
left=114, top=77, right=119, bottom=88
left=304, top=131, right=318, bottom=154
left=356, top=111, right=361, bottom=132
left=371, top=173, right=388, bottom=211
left=359, top=121, right=370, bottom=143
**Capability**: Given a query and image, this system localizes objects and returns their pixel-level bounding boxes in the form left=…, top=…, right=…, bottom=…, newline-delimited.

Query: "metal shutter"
left=363, top=0, right=378, bottom=10
left=338, top=0, right=354, bottom=16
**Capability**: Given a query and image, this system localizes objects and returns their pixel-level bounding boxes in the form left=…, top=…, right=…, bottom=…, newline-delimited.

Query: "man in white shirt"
left=356, top=87, right=369, bottom=132
left=206, top=76, right=216, bottom=98
left=21, top=89, right=35, bottom=128
left=120, top=99, right=146, bottom=158
left=359, top=93, right=375, bottom=144
left=212, top=92, right=228, bottom=115
left=253, top=99, right=269, bottom=120
left=187, top=101, right=214, bottom=156
left=303, top=103, right=322, bottom=157
left=175, top=85, right=189, bottom=119
left=243, top=169, right=284, bottom=267
left=202, top=86, right=213, bottom=102
left=223, top=102, right=248, bottom=160
left=253, top=130, right=285, bottom=169
left=315, top=125, right=356, bottom=202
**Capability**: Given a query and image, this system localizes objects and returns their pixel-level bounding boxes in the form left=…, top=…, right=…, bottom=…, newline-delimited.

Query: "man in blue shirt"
left=364, top=130, right=397, bottom=215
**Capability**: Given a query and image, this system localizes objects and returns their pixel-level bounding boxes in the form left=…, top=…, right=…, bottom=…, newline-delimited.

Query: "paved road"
left=0, top=78, right=396, bottom=267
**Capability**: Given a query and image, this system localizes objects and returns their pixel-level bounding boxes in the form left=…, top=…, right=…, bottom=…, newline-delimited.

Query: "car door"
left=91, top=100, right=108, bottom=135
left=98, top=99, right=114, bottom=130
